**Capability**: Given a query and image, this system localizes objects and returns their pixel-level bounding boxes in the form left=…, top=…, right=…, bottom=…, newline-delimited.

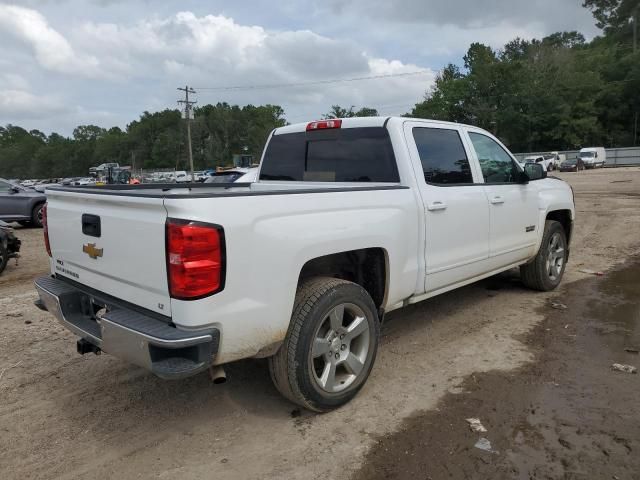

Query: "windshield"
left=563, top=159, right=577, bottom=165
left=580, top=151, right=595, bottom=158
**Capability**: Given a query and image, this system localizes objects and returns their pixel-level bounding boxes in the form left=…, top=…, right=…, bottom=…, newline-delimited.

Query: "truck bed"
left=46, top=182, right=407, bottom=199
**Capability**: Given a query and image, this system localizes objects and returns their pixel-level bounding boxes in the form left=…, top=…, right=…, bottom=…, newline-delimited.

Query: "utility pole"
left=177, top=85, right=196, bottom=182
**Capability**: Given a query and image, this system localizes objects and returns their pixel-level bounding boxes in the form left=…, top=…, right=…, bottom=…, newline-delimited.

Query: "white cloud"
left=1, top=5, right=435, bottom=133
left=69, top=11, right=435, bottom=119
left=0, top=72, right=30, bottom=89
left=0, top=88, right=66, bottom=118
left=0, top=4, right=100, bottom=76
left=322, top=0, right=597, bottom=34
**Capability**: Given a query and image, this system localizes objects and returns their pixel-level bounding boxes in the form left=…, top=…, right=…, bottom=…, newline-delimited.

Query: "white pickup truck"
left=35, top=117, right=575, bottom=411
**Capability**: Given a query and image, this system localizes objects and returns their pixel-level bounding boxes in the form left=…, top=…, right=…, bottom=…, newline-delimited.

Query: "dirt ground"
left=1, top=167, right=639, bottom=480
left=353, top=259, right=640, bottom=480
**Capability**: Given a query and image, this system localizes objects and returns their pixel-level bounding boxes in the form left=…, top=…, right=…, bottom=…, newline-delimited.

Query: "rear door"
left=404, top=122, right=490, bottom=293
left=465, top=130, right=539, bottom=265
left=46, top=190, right=171, bottom=316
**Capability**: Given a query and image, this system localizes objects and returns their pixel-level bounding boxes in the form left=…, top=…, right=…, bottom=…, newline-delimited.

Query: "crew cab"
left=34, top=117, right=574, bottom=412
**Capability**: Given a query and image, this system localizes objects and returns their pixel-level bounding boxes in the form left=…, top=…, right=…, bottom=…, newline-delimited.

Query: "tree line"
left=1, top=0, right=637, bottom=179
left=411, top=0, right=639, bottom=152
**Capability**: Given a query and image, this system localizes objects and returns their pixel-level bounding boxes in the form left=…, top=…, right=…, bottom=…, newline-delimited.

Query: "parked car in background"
left=559, top=158, right=585, bottom=172
left=73, top=178, right=96, bottom=186
left=175, top=171, right=193, bottom=183
left=579, top=147, right=606, bottom=169
left=20, top=179, right=37, bottom=188
left=543, top=152, right=565, bottom=169
left=0, top=219, right=21, bottom=275
left=0, top=178, right=47, bottom=227
left=523, top=155, right=554, bottom=171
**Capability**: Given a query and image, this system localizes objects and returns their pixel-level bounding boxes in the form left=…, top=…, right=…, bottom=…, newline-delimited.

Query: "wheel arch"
left=297, top=247, right=389, bottom=317
left=30, top=198, right=46, bottom=213
left=546, top=209, right=573, bottom=245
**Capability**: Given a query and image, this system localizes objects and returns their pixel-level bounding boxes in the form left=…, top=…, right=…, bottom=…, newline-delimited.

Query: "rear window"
left=259, top=127, right=400, bottom=182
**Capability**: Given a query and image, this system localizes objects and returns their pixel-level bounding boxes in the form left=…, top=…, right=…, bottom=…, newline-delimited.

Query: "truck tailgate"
left=46, top=191, right=170, bottom=316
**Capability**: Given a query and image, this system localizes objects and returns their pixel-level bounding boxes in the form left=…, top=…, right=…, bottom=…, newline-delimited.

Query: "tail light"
left=166, top=219, right=225, bottom=299
left=306, top=119, right=342, bottom=131
left=42, top=203, right=51, bottom=257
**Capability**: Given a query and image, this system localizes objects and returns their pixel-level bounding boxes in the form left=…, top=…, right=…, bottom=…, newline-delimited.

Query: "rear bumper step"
left=34, top=276, right=219, bottom=379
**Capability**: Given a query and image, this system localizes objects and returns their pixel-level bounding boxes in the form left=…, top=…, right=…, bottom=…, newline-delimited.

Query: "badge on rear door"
left=82, top=243, right=103, bottom=259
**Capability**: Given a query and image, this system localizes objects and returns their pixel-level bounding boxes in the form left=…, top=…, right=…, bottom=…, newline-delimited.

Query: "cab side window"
left=0, top=181, right=12, bottom=193
left=412, top=127, right=473, bottom=185
left=468, top=132, right=519, bottom=183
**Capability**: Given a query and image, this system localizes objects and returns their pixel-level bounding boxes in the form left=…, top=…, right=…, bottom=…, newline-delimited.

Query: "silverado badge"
left=82, top=243, right=103, bottom=259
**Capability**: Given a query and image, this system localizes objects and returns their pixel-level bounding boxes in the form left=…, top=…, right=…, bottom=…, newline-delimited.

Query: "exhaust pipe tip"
left=209, top=365, right=227, bottom=384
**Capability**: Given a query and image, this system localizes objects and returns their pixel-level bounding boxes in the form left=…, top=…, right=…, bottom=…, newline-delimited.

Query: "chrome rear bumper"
left=34, top=276, right=219, bottom=379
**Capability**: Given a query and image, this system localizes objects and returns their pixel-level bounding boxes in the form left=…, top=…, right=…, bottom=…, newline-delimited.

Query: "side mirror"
left=10, top=186, right=21, bottom=194
left=524, top=162, right=546, bottom=181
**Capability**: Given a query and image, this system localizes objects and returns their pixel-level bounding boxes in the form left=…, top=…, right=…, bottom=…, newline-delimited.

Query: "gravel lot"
left=1, top=167, right=639, bottom=480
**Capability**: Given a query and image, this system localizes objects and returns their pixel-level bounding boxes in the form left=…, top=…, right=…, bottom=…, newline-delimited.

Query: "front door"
left=466, top=131, right=539, bottom=264
left=404, top=122, right=490, bottom=293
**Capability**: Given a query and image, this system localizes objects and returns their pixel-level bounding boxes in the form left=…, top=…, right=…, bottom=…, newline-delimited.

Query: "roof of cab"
left=273, top=116, right=479, bottom=135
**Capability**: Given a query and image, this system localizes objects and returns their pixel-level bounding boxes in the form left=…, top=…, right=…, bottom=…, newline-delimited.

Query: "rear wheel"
left=520, top=220, right=567, bottom=291
left=31, top=204, right=44, bottom=228
left=269, top=277, right=379, bottom=412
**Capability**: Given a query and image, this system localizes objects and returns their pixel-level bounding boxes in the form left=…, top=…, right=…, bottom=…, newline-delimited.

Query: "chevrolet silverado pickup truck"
left=35, top=117, right=574, bottom=411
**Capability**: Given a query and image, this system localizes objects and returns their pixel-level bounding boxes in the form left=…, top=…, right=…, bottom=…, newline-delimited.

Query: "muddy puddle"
left=352, top=260, right=640, bottom=480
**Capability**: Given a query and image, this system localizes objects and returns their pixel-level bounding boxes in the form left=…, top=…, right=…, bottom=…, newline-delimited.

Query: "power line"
left=193, top=70, right=431, bottom=92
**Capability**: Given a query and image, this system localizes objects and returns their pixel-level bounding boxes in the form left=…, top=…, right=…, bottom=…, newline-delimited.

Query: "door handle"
left=427, top=201, right=448, bottom=211
left=490, top=196, right=505, bottom=205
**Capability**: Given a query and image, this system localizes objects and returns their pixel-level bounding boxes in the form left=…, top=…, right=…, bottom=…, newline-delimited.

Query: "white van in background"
left=579, top=147, right=606, bottom=169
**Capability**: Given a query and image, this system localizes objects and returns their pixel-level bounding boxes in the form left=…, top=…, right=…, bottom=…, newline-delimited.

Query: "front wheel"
left=520, top=220, right=567, bottom=291
left=269, top=277, right=380, bottom=412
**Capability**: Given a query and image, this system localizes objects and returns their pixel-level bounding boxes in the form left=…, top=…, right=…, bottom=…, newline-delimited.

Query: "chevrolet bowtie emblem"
left=82, top=243, right=103, bottom=259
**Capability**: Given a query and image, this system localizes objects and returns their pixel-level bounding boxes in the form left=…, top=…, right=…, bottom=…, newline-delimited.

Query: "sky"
left=0, top=0, right=599, bottom=136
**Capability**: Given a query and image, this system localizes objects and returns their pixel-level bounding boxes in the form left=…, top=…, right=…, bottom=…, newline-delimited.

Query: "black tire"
left=31, top=203, right=44, bottom=228
left=520, top=220, right=567, bottom=291
left=0, top=242, right=7, bottom=275
left=269, top=277, right=380, bottom=412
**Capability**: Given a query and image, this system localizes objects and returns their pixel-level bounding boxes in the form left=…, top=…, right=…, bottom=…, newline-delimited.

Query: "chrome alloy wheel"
left=309, top=303, right=371, bottom=393
left=546, top=232, right=565, bottom=282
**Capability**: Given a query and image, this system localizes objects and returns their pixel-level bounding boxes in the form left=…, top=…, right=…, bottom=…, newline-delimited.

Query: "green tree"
left=322, top=105, right=379, bottom=119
